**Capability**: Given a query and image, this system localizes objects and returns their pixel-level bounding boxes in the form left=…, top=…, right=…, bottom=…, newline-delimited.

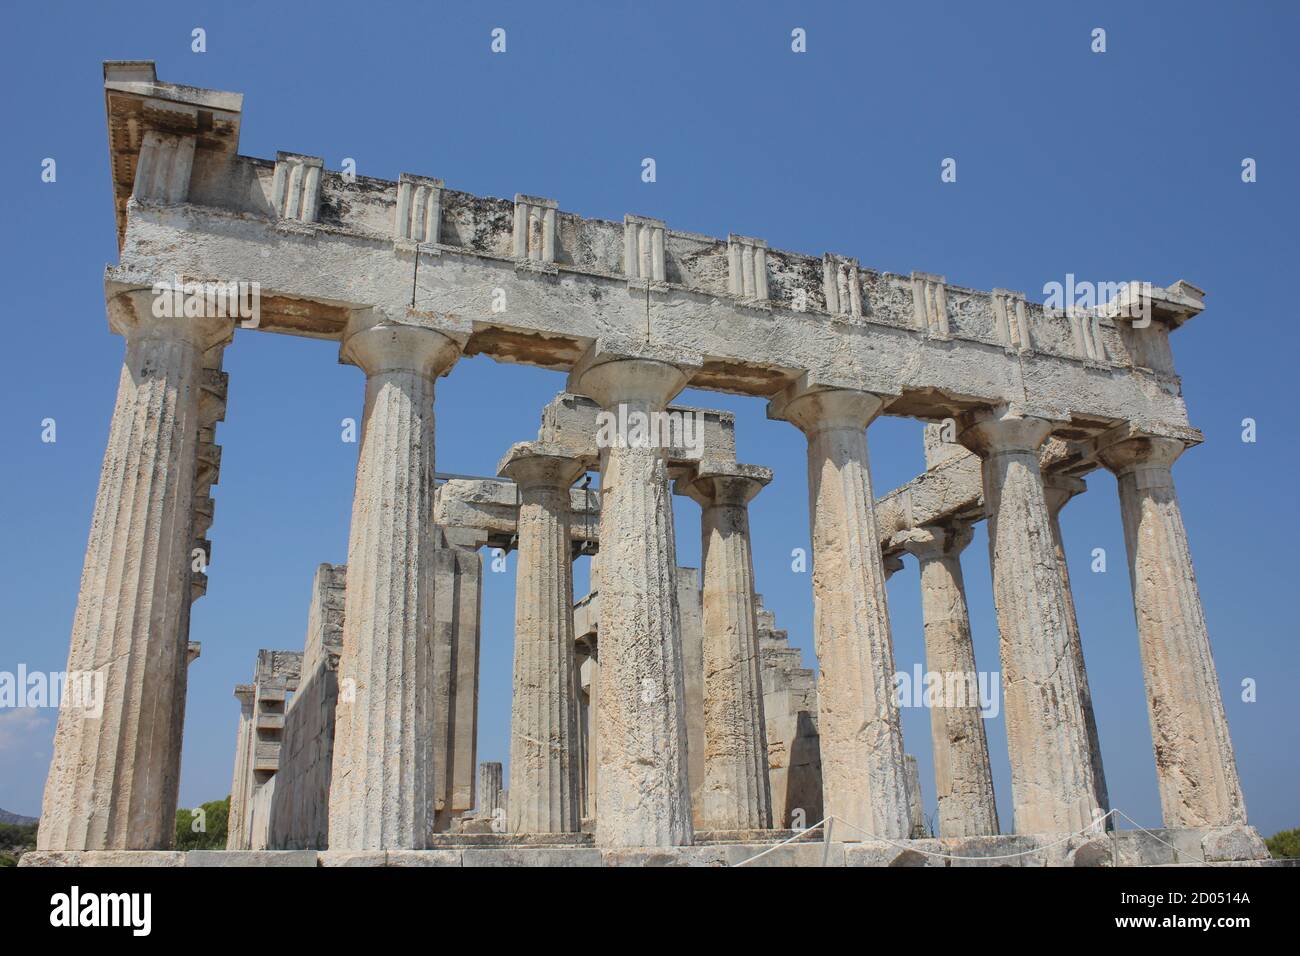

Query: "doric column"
left=1041, top=473, right=1110, bottom=821
left=478, top=761, right=505, bottom=826
left=894, top=524, right=999, bottom=838
left=681, top=467, right=774, bottom=831
left=37, top=289, right=231, bottom=851
left=225, top=685, right=256, bottom=850
left=960, top=408, right=1099, bottom=833
left=499, top=441, right=586, bottom=834
left=569, top=354, right=694, bottom=847
left=1098, top=431, right=1247, bottom=827
left=768, top=384, right=911, bottom=840
left=430, top=527, right=485, bottom=832
left=327, top=314, right=460, bottom=850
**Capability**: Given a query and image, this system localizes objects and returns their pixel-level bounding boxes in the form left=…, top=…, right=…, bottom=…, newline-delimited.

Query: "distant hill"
left=0, top=808, right=38, bottom=826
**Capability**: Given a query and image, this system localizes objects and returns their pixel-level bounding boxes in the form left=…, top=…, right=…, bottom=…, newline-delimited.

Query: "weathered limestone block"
left=38, top=289, right=231, bottom=851
left=893, top=524, right=999, bottom=838
left=756, top=597, right=822, bottom=828
left=676, top=567, right=706, bottom=819
left=499, top=442, right=586, bottom=834
left=680, top=468, right=773, bottom=831
left=768, top=383, right=911, bottom=840
left=328, top=315, right=461, bottom=850
left=960, top=408, right=1100, bottom=834
left=480, top=762, right=505, bottom=817
left=430, top=527, right=484, bottom=832
left=267, top=564, right=346, bottom=850
left=904, top=754, right=926, bottom=837
left=1042, top=473, right=1110, bottom=820
left=569, top=350, right=695, bottom=848
left=226, top=649, right=303, bottom=850
left=226, top=686, right=256, bottom=850
left=1098, top=430, right=1247, bottom=828
left=574, top=634, right=598, bottom=824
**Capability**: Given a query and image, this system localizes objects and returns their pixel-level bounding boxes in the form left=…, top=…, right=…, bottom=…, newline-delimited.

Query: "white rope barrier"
left=729, top=807, right=1229, bottom=867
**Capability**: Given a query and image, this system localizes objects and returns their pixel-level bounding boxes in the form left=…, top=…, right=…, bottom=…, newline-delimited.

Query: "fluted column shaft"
left=38, top=292, right=230, bottom=851
left=572, top=358, right=693, bottom=848
left=770, top=386, right=911, bottom=839
left=686, top=472, right=773, bottom=831
left=500, top=444, right=585, bottom=833
left=961, top=410, right=1099, bottom=833
left=225, top=686, right=256, bottom=850
left=1042, top=474, right=1110, bottom=820
left=896, top=525, right=998, bottom=837
left=1099, top=434, right=1247, bottom=827
left=327, top=318, right=459, bottom=851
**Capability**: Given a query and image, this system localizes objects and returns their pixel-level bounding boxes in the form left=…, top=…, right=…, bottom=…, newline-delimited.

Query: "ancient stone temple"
left=22, top=61, right=1271, bottom=867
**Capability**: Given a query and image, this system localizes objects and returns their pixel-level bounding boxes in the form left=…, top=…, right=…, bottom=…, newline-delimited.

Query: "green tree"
left=175, top=795, right=230, bottom=850
left=0, top=822, right=38, bottom=866
left=1265, top=828, right=1300, bottom=860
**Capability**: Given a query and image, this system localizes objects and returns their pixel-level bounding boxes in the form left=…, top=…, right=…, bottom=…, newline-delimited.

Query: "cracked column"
left=1042, top=473, right=1110, bottom=821
left=768, top=383, right=911, bottom=840
left=569, top=350, right=694, bottom=847
left=327, top=314, right=461, bottom=850
left=960, top=408, right=1100, bottom=833
left=499, top=442, right=586, bottom=834
left=1098, top=430, right=1247, bottom=828
left=38, top=289, right=231, bottom=851
left=894, top=524, right=999, bottom=838
left=681, top=467, right=773, bottom=831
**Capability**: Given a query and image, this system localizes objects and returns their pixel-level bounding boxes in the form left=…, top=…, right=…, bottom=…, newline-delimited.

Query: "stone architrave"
left=327, top=314, right=461, bottom=851
left=893, top=524, right=998, bottom=838
left=768, top=383, right=911, bottom=841
left=499, top=442, right=586, bottom=834
left=1098, top=431, right=1247, bottom=828
left=38, top=289, right=232, bottom=851
left=681, top=466, right=774, bottom=831
left=960, top=408, right=1100, bottom=834
left=569, top=350, right=695, bottom=848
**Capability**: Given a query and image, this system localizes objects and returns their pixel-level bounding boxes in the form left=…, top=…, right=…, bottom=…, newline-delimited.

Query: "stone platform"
left=19, top=825, right=1281, bottom=867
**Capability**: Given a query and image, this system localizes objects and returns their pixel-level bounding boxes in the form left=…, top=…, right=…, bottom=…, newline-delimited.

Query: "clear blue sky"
left=1, top=1, right=1296, bottom=837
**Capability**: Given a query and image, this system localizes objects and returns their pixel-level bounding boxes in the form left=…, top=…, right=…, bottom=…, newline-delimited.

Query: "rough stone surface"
left=430, top=528, right=484, bottom=831
left=1042, top=474, right=1111, bottom=819
left=1100, top=431, right=1248, bottom=829
left=35, top=64, right=1255, bottom=867
left=960, top=408, right=1100, bottom=834
left=893, top=524, right=999, bottom=838
left=38, top=291, right=230, bottom=852
left=328, top=316, right=460, bottom=850
left=769, top=384, right=910, bottom=841
left=681, top=470, right=773, bottom=831
left=267, top=565, right=346, bottom=849
left=499, top=442, right=585, bottom=834
left=756, top=596, right=823, bottom=828
left=570, top=354, right=694, bottom=848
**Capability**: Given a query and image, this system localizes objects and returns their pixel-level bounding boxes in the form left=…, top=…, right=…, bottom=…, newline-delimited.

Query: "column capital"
left=882, top=553, right=905, bottom=580
left=498, top=441, right=587, bottom=489
left=567, top=340, right=699, bottom=410
left=768, top=380, right=891, bottom=434
left=340, top=311, right=462, bottom=378
left=1097, top=429, right=1188, bottom=477
left=891, top=522, right=973, bottom=562
left=108, top=286, right=235, bottom=352
left=234, top=684, right=255, bottom=706
left=958, top=407, right=1054, bottom=457
left=1042, top=472, right=1088, bottom=517
left=678, top=463, right=771, bottom=508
